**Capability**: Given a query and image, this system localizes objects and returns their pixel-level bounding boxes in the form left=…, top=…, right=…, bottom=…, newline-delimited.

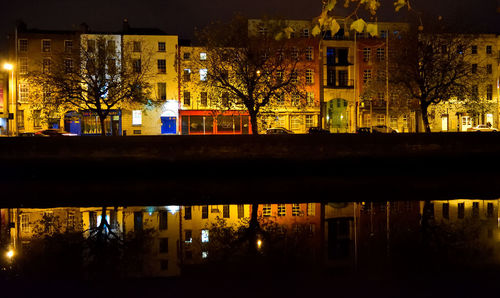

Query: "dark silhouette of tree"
left=390, top=27, right=484, bottom=132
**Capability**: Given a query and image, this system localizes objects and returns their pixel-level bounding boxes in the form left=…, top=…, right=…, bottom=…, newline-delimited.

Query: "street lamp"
left=3, top=63, right=15, bottom=136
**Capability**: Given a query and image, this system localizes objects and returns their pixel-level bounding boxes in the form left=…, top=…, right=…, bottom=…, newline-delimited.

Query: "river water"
left=1, top=199, right=499, bottom=296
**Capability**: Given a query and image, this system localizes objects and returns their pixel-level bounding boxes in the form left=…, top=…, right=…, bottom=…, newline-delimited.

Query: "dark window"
left=471, top=45, right=477, bottom=54
left=183, top=69, right=191, bottom=81
left=472, top=64, right=477, bottom=74
left=223, top=205, right=230, bottom=218
left=183, top=52, right=190, bottom=60
left=158, top=42, right=166, bottom=52
left=458, top=203, right=465, bottom=219
left=133, top=59, right=141, bottom=73
left=160, top=260, right=168, bottom=270
left=157, top=59, right=166, bottom=73
left=326, top=48, right=335, bottom=66
left=338, top=70, right=348, bottom=86
left=487, top=203, right=494, bottom=217
left=337, top=48, right=348, bottom=65
left=134, top=211, right=143, bottom=231
left=183, top=91, right=190, bottom=105
left=159, top=211, right=168, bottom=230
left=157, top=83, right=166, bottom=100
left=184, top=206, right=192, bottom=220
left=185, top=230, right=192, bottom=243
left=486, top=45, right=492, bottom=54
left=159, top=238, right=168, bottom=253
left=89, top=211, right=97, bottom=229
left=472, top=202, right=479, bottom=218
left=442, top=203, right=449, bottom=219
left=202, top=205, right=208, bottom=219
left=237, top=205, right=244, bottom=218
left=200, top=92, right=208, bottom=106
left=327, top=68, right=335, bottom=86
left=486, top=64, right=492, bottom=74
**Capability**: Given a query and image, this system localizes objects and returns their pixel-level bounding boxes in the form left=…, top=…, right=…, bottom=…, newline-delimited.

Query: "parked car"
left=35, top=129, right=78, bottom=137
left=18, top=132, right=38, bottom=137
left=467, top=125, right=497, bottom=132
left=308, top=127, right=330, bottom=134
left=356, top=126, right=398, bottom=133
left=266, top=127, right=293, bottom=134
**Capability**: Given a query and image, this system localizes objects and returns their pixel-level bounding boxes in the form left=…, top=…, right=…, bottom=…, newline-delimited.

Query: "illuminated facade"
left=8, top=22, right=81, bottom=134
left=248, top=19, right=321, bottom=134
left=178, top=46, right=252, bottom=135
left=427, top=35, right=500, bottom=132
left=121, top=21, right=180, bottom=135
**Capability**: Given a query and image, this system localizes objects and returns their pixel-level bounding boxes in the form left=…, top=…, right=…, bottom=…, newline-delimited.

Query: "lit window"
left=19, top=83, right=29, bottom=102
left=302, top=28, right=309, bottom=37
left=363, top=69, right=371, bottom=83
left=21, top=214, right=30, bottom=233
left=363, top=48, right=371, bottom=62
left=132, top=110, right=142, bottom=125
left=202, top=251, right=208, bottom=259
left=291, top=115, right=302, bottom=130
left=200, top=52, right=207, bottom=60
left=19, top=57, right=28, bottom=74
left=306, top=92, right=314, bottom=106
left=292, top=204, right=300, bottom=216
left=291, top=47, right=299, bottom=60
left=201, top=229, right=209, bottom=243
left=200, top=69, right=207, bottom=81
left=306, top=47, right=313, bottom=60
left=183, top=69, right=191, bottom=81
left=305, top=115, right=314, bottom=128
left=306, top=69, right=314, bottom=84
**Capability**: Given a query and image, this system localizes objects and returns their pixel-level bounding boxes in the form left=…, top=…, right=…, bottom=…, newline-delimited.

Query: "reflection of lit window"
left=132, top=110, right=142, bottom=125
left=202, top=251, right=208, bottom=259
left=201, top=229, right=209, bottom=243
left=277, top=204, right=286, bottom=216
left=263, top=204, right=271, bottom=217
left=307, top=203, right=315, bottom=216
left=292, top=204, right=300, bottom=216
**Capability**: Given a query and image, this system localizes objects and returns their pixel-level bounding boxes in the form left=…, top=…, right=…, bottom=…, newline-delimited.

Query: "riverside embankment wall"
left=1, top=133, right=500, bottom=207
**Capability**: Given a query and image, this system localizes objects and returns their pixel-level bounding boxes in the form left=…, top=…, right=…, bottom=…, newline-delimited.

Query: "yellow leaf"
left=284, top=26, right=294, bottom=39
left=366, top=23, right=378, bottom=36
left=318, top=10, right=328, bottom=26
left=394, top=0, right=406, bottom=12
left=312, top=25, right=322, bottom=36
left=275, top=32, right=284, bottom=41
left=350, top=19, right=366, bottom=33
left=329, top=19, right=341, bottom=36
left=325, top=0, right=337, bottom=11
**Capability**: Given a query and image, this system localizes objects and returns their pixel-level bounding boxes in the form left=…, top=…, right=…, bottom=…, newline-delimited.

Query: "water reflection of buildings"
left=1, top=200, right=500, bottom=277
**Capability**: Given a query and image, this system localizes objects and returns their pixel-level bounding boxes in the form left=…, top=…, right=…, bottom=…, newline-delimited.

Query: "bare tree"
left=390, top=27, right=484, bottom=132
left=195, top=16, right=310, bottom=134
left=27, top=35, right=153, bottom=136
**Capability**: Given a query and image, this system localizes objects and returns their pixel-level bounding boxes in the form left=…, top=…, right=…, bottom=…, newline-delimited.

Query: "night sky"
left=0, top=0, right=498, bottom=53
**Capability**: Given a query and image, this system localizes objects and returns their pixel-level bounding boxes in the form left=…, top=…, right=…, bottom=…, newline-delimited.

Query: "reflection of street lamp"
left=3, top=63, right=15, bottom=136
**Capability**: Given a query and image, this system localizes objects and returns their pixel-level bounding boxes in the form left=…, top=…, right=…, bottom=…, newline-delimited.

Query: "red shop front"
left=179, top=110, right=252, bottom=135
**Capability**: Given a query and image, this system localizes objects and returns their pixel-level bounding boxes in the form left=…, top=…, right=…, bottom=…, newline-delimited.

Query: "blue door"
left=161, top=117, right=176, bottom=134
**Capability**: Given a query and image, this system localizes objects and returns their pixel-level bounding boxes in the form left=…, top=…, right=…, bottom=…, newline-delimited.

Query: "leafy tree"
left=27, top=35, right=154, bottom=136
left=195, top=16, right=308, bottom=134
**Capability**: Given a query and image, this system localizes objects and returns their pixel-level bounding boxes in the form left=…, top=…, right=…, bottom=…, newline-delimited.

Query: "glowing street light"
left=3, top=63, right=13, bottom=71
left=3, top=62, right=16, bottom=136
left=6, top=249, right=14, bottom=259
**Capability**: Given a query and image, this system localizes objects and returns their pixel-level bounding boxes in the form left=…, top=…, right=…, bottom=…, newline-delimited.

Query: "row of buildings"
left=0, top=19, right=499, bottom=135
left=1, top=200, right=499, bottom=277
